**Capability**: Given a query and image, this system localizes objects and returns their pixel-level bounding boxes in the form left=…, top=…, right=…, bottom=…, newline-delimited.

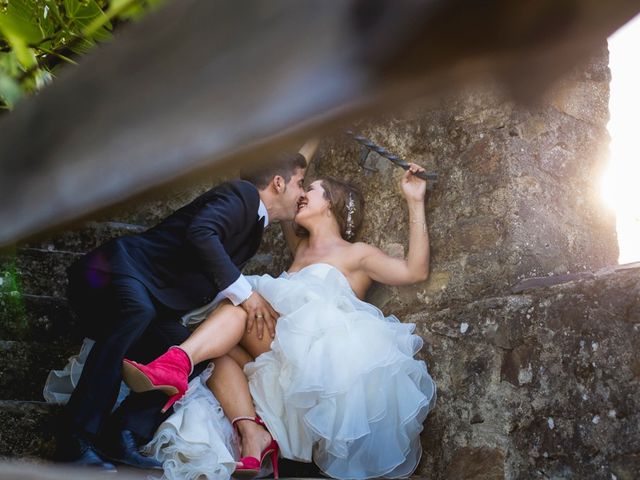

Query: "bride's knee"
left=233, top=305, right=248, bottom=326
left=212, top=354, right=232, bottom=367
left=216, top=303, right=248, bottom=325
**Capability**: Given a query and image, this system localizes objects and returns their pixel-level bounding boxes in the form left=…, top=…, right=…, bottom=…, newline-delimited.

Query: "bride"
left=121, top=164, right=437, bottom=479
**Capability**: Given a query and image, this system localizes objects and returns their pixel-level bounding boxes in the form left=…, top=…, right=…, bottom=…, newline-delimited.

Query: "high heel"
left=232, top=416, right=279, bottom=479
left=121, top=346, right=193, bottom=412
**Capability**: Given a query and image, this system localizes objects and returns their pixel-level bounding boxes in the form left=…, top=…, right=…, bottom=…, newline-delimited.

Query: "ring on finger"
left=256, top=314, right=264, bottom=318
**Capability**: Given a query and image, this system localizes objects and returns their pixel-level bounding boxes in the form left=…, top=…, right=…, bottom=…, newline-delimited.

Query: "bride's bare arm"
left=360, top=164, right=430, bottom=285
left=281, top=138, right=319, bottom=254
left=298, top=137, right=320, bottom=164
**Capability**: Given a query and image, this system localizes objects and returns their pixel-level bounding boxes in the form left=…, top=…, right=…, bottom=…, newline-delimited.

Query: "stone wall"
left=3, top=43, right=635, bottom=479
left=300, top=45, right=616, bottom=319
left=248, top=44, right=635, bottom=478
left=106, top=44, right=627, bottom=478
left=414, top=265, right=640, bottom=479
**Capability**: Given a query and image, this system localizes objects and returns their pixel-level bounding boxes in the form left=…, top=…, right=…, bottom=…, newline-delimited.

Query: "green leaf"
left=98, top=0, right=167, bottom=24
left=0, top=29, right=37, bottom=69
left=64, top=0, right=111, bottom=35
left=0, top=51, right=22, bottom=77
left=0, top=0, right=43, bottom=68
left=0, top=70, right=23, bottom=109
left=0, top=0, right=44, bottom=44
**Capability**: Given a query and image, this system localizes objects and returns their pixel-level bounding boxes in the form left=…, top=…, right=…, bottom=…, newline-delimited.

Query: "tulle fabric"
left=43, top=338, right=130, bottom=407
left=43, top=338, right=95, bottom=404
left=243, top=264, right=436, bottom=479
left=44, top=355, right=244, bottom=480
left=142, top=368, right=240, bottom=480
left=43, top=263, right=436, bottom=480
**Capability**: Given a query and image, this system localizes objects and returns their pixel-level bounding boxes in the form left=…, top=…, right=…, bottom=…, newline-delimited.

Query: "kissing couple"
left=48, top=139, right=436, bottom=479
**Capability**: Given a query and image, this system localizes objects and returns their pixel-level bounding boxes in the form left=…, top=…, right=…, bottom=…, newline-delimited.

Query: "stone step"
left=0, top=293, right=78, bottom=343
left=24, top=221, right=147, bottom=254
left=0, top=222, right=146, bottom=299
left=0, top=341, right=80, bottom=401
left=0, top=400, right=322, bottom=478
left=0, top=401, right=60, bottom=460
left=0, top=248, right=80, bottom=298
left=0, top=461, right=153, bottom=480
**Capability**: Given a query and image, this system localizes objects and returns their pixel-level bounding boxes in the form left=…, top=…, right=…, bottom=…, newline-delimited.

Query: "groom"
left=59, top=142, right=315, bottom=471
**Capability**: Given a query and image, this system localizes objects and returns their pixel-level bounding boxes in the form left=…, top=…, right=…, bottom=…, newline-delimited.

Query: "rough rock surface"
left=414, top=266, right=640, bottom=479
left=0, top=46, right=635, bottom=479
left=0, top=402, right=60, bottom=460
left=302, top=46, right=616, bottom=318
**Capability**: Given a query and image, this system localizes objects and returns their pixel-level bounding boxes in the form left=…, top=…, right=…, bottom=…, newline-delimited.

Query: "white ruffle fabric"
left=43, top=352, right=242, bottom=480
left=43, top=338, right=95, bottom=404
left=43, top=338, right=130, bottom=407
left=142, top=368, right=240, bottom=480
left=44, top=263, right=436, bottom=480
left=243, top=263, right=436, bottom=479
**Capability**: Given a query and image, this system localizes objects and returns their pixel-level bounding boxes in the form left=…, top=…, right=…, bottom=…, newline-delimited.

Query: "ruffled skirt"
left=243, top=265, right=436, bottom=479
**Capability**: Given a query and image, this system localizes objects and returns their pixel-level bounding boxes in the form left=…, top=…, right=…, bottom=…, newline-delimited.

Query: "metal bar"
left=346, top=131, right=438, bottom=182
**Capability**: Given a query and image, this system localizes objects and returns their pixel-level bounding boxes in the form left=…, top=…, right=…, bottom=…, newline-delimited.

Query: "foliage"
left=0, top=0, right=165, bottom=110
left=0, top=249, right=27, bottom=338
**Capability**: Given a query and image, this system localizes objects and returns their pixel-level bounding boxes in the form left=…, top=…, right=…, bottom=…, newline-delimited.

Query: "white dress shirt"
left=213, top=199, right=269, bottom=306
left=182, top=200, right=268, bottom=325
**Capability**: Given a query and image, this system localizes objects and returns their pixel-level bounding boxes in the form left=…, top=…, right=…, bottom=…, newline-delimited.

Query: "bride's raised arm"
left=281, top=138, right=319, bottom=255
left=359, top=164, right=430, bottom=285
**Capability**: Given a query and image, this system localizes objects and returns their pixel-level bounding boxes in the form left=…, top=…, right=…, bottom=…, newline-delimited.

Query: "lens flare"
left=605, top=14, right=640, bottom=264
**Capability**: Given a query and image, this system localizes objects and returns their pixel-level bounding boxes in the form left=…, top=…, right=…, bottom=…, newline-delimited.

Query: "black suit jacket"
left=70, top=180, right=264, bottom=311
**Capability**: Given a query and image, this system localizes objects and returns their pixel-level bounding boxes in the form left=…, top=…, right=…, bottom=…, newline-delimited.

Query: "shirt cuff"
left=220, top=274, right=253, bottom=306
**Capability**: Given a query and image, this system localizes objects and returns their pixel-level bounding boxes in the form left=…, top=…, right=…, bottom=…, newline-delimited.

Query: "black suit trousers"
left=64, top=267, right=205, bottom=441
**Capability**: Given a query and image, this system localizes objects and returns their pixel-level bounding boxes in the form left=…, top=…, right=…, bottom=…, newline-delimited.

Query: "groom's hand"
left=241, top=292, right=279, bottom=340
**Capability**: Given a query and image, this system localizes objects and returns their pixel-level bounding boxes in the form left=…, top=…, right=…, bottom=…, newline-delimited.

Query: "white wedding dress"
left=45, top=263, right=436, bottom=480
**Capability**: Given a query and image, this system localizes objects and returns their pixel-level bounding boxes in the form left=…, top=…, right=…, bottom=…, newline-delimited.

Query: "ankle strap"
left=231, top=415, right=264, bottom=427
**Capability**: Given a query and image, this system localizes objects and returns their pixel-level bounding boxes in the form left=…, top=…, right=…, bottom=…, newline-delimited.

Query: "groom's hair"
left=240, top=152, right=307, bottom=189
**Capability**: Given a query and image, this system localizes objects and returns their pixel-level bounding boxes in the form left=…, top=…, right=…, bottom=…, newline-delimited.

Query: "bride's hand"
left=401, top=163, right=427, bottom=203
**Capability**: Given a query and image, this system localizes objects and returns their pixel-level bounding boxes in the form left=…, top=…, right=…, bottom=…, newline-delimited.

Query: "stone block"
left=294, top=47, right=615, bottom=316
left=24, top=221, right=146, bottom=254
left=412, top=268, right=640, bottom=478
left=443, top=447, right=505, bottom=480
left=0, top=294, right=77, bottom=342
left=0, top=341, right=79, bottom=401
left=0, top=402, right=60, bottom=460
left=0, top=461, right=150, bottom=480
left=0, top=249, right=80, bottom=299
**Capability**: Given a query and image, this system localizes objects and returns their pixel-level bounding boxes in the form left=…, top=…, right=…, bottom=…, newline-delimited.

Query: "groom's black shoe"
left=60, top=433, right=118, bottom=472
left=101, top=429, right=162, bottom=470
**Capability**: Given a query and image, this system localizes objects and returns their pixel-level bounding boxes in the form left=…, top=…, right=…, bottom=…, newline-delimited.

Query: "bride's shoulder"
left=346, top=241, right=382, bottom=259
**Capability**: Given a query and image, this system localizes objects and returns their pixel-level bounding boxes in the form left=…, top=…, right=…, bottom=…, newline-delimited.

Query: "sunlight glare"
left=603, top=14, right=640, bottom=264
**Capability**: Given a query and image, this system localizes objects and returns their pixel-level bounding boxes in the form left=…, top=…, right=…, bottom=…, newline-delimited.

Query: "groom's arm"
left=186, top=184, right=254, bottom=302
left=186, top=183, right=279, bottom=338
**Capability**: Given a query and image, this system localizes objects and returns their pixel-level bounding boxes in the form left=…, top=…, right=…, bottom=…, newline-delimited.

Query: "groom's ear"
left=272, top=175, right=285, bottom=194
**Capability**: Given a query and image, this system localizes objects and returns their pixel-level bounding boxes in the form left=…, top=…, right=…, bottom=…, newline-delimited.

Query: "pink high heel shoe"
left=232, top=416, right=279, bottom=479
left=121, top=346, right=193, bottom=413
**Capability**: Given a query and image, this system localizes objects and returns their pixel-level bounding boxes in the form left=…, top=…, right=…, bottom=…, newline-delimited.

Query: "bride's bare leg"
left=208, top=348, right=271, bottom=463
left=179, top=302, right=248, bottom=364
left=239, top=327, right=274, bottom=358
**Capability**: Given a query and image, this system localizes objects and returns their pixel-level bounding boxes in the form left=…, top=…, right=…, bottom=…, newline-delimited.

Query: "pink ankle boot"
left=122, top=346, right=193, bottom=412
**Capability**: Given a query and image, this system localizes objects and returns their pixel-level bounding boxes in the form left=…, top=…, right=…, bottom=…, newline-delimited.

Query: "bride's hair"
left=296, top=177, right=364, bottom=241
left=321, top=178, right=364, bottom=241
